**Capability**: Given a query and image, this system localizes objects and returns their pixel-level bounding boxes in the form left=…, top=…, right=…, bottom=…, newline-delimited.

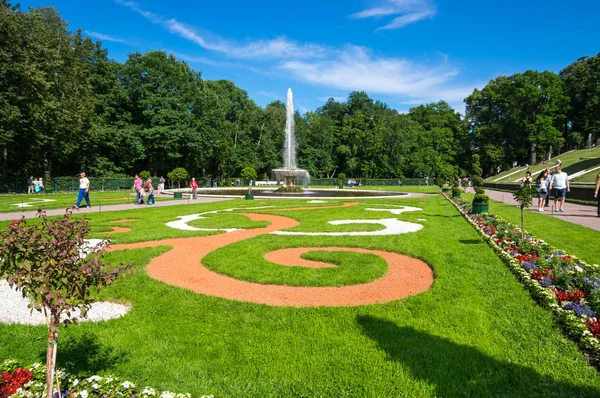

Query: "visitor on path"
left=159, top=176, right=165, bottom=191
left=33, top=178, right=40, bottom=194
left=190, top=177, right=198, bottom=199
left=38, top=177, right=45, bottom=194
left=27, top=176, right=34, bottom=194
left=520, top=171, right=533, bottom=187
left=74, top=172, right=91, bottom=209
left=146, top=179, right=155, bottom=205
left=544, top=168, right=551, bottom=208
left=133, top=174, right=143, bottom=204
left=535, top=170, right=549, bottom=212
left=550, top=166, right=570, bottom=212
left=594, top=173, right=600, bottom=217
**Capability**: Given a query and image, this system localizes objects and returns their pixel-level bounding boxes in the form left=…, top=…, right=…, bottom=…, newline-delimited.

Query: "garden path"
left=0, top=196, right=234, bottom=222
left=484, top=189, right=600, bottom=231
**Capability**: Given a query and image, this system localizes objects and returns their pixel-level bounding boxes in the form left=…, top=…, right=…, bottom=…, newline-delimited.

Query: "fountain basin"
left=164, top=188, right=410, bottom=199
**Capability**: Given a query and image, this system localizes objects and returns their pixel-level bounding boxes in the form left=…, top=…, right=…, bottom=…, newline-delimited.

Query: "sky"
left=16, top=0, right=600, bottom=114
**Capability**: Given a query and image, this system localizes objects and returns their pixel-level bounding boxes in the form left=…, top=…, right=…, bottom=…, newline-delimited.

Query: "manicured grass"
left=573, top=169, right=600, bottom=183
left=0, top=191, right=173, bottom=213
left=487, top=147, right=600, bottom=183
left=2, top=196, right=600, bottom=397
left=354, top=185, right=440, bottom=194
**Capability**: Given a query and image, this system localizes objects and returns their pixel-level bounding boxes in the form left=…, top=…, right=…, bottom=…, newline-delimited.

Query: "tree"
left=167, top=167, right=189, bottom=188
left=240, top=166, right=257, bottom=182
left=513, top=183, right=537, bottom=242
left=0, top=210, right=131, bottom=398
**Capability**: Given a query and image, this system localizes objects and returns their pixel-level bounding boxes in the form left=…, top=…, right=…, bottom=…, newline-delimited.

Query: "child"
left=146, top=179, right=155, bottom=205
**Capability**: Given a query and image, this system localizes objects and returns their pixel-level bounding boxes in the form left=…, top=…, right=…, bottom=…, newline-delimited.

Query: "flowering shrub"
left=0, top=360, right=208, bottom=398
left=445, top=194, right=600, bottom=363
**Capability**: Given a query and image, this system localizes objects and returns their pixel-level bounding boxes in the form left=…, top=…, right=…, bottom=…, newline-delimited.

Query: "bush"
left=240, top=166, right=257, bottom=182
left=139, top=170, right=151, bottom=180
left=167, top=167, right=189, bottom=188
left=452, top=187, right=463, bottom=194
left=473, top=194, right=489, bottom=203
left=475, top=187, right=486, bottom=195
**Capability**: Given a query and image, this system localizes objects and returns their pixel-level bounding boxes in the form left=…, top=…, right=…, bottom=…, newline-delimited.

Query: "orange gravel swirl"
left=110, top=212, right=433, bottom=307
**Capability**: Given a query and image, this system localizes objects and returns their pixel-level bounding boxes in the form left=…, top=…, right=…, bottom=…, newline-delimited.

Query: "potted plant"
left=452, top=186, right=463, bottom=198
left=472, top=193, right=490, bottom=214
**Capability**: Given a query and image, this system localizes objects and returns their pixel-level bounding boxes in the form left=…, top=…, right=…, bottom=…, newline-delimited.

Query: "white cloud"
left=84, top=30, right=130, bottom=44
left=351, top=0, right=436, bottom=30
left=114, top=1, right=478, bottom=112
left=117, top=1, right=325, bottom=60
left=280, top=45, right=458, bottom=96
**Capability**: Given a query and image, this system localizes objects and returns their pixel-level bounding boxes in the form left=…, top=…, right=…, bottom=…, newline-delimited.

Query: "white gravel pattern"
left=0, top=280, right=130, bottom=325
left=272, top=218, right=423, bottom=236
left=165, top=206, right=273, bottom=232
left=1, top=239, right=130, bottom=326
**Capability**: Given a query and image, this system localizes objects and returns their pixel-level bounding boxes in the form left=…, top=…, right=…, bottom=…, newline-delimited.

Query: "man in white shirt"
left=550, top=166, right=569, bottom=212
left=74, top=172, right=91, bottom=209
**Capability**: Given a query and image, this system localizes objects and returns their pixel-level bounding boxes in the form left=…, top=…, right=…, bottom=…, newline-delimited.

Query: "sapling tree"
left=167, top=167, right=189, bottom=188
left=513, top=183, right=537, bottom=242
left=0, top=209, right=132, bottom=398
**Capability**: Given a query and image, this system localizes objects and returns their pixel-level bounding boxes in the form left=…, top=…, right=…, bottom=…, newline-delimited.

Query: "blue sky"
left=18, top=0, right=600, bottom=114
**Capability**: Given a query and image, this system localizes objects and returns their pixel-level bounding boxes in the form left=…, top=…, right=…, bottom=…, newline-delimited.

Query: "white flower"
left=80, top=390, right=89, bottom=398
left=87, top=375, right=102, bottom=382
left=72, top=379, right=80, bottom=386
left=142, top=387, right=156, bottom=396
left=160, top=392, right=176, bottom=398
left=121, top=381, right=135, bottom=389
left=105, top=377, right=114, bottom=383
left=92, top=383, right=100, bottom=390
left=31, top=363, right=41, bottom=369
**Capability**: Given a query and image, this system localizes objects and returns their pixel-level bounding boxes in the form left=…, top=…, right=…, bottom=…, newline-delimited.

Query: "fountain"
left=271, top=88, right=310, bottom=190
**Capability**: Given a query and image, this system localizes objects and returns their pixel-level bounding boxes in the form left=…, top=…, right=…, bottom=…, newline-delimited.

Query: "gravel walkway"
left=0, top=196, right=234, bottom=222
left=485, top=189, right=600, bottom=231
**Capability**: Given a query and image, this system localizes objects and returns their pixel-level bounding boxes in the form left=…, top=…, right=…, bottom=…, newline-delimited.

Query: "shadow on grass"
left=41, top=333, right=125, bottom=375
left=357, top=315, right=599, bottom=397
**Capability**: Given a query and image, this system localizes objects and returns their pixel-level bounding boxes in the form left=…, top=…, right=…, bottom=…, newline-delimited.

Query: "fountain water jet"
left=271, top=88, right=310, bottom=188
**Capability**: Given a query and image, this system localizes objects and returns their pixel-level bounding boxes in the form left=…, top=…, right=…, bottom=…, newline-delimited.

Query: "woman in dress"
left=535, top=170, right=549, bottom=212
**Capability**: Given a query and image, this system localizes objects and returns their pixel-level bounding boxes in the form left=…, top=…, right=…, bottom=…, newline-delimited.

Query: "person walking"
left=74, top=172, right=91, bottom=209
left=27, top=176, right=34, bottom=194
left=159, top=176, right=165, bottom=191
left=38, top=177, right=45, bottom=194
left=133, top=174, right=143, bottom=204
left=33, top=178, right=40, bottom=194
left=550, top=166, right=570, bottom=212
left=594, top=173, right=600, bottom=217
left=535, top=170, right=549, bottom=212
left=146, top=179, right=155, bottom=205
left=190, top=177, right=198, bottom=199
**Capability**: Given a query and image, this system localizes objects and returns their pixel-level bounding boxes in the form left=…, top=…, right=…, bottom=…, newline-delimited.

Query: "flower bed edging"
left=444, top=194, right=600, bottom=366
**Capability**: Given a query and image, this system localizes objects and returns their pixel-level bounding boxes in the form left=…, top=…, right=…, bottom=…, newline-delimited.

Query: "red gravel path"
left=110, top=212, right=433, bottom=307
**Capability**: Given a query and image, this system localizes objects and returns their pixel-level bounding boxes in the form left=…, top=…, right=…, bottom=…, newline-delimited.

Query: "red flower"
left=553, top=288, right=585, bottom=304
left=0, top=368, right=33, bottom=398
left=586, top=318, right=600, bottom=338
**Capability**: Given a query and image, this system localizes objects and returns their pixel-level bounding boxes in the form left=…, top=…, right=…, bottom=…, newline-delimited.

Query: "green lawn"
left=573, top=169, right=600, bottom=183
left=2, top=196, right=600, bottom=397
left=486, top=147, right=600, bottom=183
left=0, top=191, right=173, bottom=213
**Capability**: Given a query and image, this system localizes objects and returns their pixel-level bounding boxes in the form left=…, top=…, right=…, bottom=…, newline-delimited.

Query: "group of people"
left=133, top=175, right=165, bottom=205
left=26, top=176, right=45, bottom=194
left=521, top=166, right=570, bottom=212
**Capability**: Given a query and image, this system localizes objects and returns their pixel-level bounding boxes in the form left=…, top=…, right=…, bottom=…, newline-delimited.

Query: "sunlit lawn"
left=1, top=195, right=600, bottom=397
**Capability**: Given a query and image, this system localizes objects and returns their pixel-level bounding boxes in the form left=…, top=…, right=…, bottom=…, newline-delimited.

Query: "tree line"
left=1, top=1, right=599, bottom=180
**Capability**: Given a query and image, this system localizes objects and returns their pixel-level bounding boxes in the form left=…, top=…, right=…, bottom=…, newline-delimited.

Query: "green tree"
left=513, top=183, right=537, bottom=242
left=167, top=167, right=189, bottom=188
left=240, top=166, right=257, bottom=182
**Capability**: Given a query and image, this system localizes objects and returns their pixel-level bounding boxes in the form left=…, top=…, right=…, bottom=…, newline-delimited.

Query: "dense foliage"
left=1, top=2, right=598, bottom=180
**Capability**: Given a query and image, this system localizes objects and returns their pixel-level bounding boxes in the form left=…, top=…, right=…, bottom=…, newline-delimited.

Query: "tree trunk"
left=46, top=313, right=59, bottom=398
left=520, top=206, right=525, bottom=243
left=529, top=142, right=537, bottom=165
left=2, top=147, right=7, bottom=177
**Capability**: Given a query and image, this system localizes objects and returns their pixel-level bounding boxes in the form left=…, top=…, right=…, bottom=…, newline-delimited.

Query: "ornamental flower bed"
left=445, top=195, right=600, bottom=364
left=0, top=360, right=209, bottom=398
